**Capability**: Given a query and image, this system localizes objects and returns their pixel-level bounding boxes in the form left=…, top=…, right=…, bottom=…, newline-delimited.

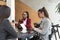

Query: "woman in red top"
left=17, top=11, right=33, bottom=40
left=18, top=11, right=32, bottom=32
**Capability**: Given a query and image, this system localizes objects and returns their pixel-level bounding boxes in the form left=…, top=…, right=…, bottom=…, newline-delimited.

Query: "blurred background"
left=15, top=0, right=60, bottom=40
left=0, top=0, right=60, bottom=40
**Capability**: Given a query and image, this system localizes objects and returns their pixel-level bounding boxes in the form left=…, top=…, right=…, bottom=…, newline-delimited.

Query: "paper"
left=20, top=23, right=27, bottom=33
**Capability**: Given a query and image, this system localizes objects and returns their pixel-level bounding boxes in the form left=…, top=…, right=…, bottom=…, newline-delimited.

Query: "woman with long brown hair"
left=17, top=11, right=33, bottom=40
left=32, top=7, right=52, bottom=40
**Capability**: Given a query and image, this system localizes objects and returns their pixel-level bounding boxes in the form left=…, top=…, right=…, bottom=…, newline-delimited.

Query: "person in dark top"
left=0, top=5, right=17, bottom=40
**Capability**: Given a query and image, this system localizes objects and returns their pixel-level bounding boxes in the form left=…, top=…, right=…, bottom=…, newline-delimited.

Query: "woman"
left=32, top=7, right=52, bottom=40
left=0, top=5, right=17, bottom=40
left=17, top=11, right=33, bottom=40
left=18, top=11, right=32, bottom=32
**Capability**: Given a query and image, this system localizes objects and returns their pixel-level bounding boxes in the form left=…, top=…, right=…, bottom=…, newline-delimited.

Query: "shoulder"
left=27, top=18, right=31, bottom=23
left=27, top=18, right=31, bottom=21
left=42, top=17, right=50, bottom=23
left=2, top=19, right=11, bottom=28
left=3, top=19, right=9, bottom=24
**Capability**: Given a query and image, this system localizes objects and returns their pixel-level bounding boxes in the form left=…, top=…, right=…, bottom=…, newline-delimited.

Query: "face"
left=22, top=12, right=27, bottom=19
left=38, top=11, right=44, bottom=18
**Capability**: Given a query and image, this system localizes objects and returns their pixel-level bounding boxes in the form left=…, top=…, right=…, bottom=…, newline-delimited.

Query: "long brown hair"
left=38, top=7, right=49, bottom=18
left=23, top=11, right=29, bottom=18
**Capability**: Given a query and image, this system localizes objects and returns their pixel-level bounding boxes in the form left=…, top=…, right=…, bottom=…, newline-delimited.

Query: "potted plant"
left=56, top=3, right=60, bottom=13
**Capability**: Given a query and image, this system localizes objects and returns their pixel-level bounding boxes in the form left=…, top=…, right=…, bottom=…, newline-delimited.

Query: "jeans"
left=21, top=33, right=34, bottom=40
left=17, top=31, right=35, bottom=40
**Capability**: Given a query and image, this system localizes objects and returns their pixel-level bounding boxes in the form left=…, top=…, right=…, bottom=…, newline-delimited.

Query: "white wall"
left=7, top=0, right=15, bottom=22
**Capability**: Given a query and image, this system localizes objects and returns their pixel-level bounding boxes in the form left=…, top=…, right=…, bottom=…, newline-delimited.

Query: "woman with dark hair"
left=32, top=7, right=52, bottom=40
left=18, top=11, right=32, bottom=32
left=17, top=11, right=33, bottom=40
left=0, top=5, right=17, bottom=40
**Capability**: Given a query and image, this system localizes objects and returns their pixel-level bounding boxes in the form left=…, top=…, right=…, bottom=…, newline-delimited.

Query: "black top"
left=0, top=19, right=17, bottom=40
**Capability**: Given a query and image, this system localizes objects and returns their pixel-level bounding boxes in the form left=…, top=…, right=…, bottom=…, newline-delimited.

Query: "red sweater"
left=18, top=18, right=32, bottom=30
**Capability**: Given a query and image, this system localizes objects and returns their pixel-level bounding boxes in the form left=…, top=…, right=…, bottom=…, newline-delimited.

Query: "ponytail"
left=38, top=7, right=49, bottom=18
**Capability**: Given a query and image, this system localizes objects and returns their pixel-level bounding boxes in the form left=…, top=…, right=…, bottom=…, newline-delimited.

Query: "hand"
left=32, top=26, right=35, bottom=30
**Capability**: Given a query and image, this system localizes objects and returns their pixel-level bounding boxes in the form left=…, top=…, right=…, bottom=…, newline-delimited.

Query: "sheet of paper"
left=20, top=23, right=27, bottom=33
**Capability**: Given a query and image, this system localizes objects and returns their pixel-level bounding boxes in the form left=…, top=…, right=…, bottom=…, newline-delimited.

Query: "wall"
left=7, top=0, right=15, bottom=22
left=0, top=1, right=6, bottom=5
left=15, top=0, right=40, bottom=23
left=20, top=0, right=60, bottom=25
left=0, top=0, right=3, bottom=1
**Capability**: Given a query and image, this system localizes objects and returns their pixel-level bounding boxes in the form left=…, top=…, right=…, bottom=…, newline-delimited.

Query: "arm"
left=25, top=19, right=32, bottom=30
left=34, top=20, right=49, bottom=35
left=16, top=19, right=23, bottom=30
left=4, top=20, right=17, bottom=39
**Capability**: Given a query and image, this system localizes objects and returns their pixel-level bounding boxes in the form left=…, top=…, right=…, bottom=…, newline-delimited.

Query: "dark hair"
left=24, top=11, right=29, bottom=18
left=38, top=7, right=49, bottom=18
left=0, top=5, right=10, bottom=18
